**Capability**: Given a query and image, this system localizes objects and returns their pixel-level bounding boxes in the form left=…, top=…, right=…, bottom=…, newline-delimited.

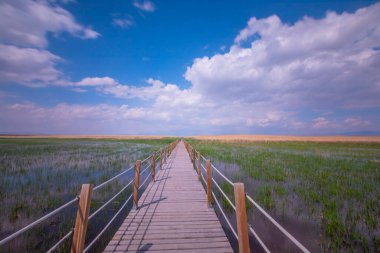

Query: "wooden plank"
left=113, top=241, right=231, bottom=251
left=118, top=237, right=229, bottom=245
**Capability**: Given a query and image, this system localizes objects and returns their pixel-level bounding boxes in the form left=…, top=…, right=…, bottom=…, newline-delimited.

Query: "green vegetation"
left=0, top=137, right=174, bottom=252
left=187, top=139, right=380, bottom=252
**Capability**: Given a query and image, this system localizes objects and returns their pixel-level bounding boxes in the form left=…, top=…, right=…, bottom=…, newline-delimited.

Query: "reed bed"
left=0, top=137, right=174, bottom=252
left=187, top=139, right=380, bottom=252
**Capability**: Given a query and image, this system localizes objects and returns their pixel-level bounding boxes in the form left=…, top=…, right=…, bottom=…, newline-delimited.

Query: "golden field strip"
left=191, top=134, right=380, bottom=143
left=0, top=135, right=168, bottom=140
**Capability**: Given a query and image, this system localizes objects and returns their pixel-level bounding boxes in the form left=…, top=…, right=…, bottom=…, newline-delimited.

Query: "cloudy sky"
left=0, top=0, right=379, bottom=135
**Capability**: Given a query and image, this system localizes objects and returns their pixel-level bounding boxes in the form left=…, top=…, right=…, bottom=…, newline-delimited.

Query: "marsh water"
left=191, top=140, right=380, bottom=253
left=207, top=160, right=322, bottom=253
left=0, top=138, right=172, bottom=252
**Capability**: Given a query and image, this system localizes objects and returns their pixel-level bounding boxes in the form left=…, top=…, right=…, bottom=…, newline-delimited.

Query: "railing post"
left=234, top=183, right=250, bottom=253
left=160, top=149, right=163, bottom=169
left=71, top=184, right=93, bottom=253
left=133, top=160, right=141, bottom=209
left=197, top=151, right=201, bottom=181
left=192, top=150, right=196, bottom=167
left=206, top=160, right=212, bottom=207
left=151, top=152, right=156, bottom=181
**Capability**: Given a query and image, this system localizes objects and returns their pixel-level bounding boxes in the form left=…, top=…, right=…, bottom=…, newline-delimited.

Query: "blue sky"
left=0, top=0, right=379, bottom=135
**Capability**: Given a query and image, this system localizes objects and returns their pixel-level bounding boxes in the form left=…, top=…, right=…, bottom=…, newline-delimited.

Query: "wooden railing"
left=184, top=140, right=250, bottom=253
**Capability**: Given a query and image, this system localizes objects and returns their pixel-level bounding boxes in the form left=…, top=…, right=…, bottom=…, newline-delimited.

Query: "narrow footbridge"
left=104, top=141, right=232, bottom=252
left=0, top=139, right=311, bottom=253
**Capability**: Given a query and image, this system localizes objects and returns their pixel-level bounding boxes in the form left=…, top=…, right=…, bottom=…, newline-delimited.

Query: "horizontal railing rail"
left=183, top=139, right=310, bottom=253
left=0, top=139, right=180, bottom=253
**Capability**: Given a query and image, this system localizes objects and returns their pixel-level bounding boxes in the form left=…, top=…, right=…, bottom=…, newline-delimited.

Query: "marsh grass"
left=187, top=139, right=380, bottom=252
left=0, top=137, right=174, bottom=252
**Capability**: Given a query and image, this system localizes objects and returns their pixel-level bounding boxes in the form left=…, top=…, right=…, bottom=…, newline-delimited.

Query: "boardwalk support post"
left=152, top=152, right=156, bottom=181
left=197, top=151, right=201, bottom=181
left=71, top=184, right=93, bottom=253
left=133, top=160, right=141, bottom=209
left=234, top=183, right=250, bottom=253
left=192, top=150, right=196, bottom=167
left=206, top=160, right=212, bottom=207
left=160, top=149, right=163, bottom=170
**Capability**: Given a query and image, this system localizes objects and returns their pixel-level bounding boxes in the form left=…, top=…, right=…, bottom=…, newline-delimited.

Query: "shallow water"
left=208, top=159, right=323, bottom=253
left=0, top=138, right=169, bottom=252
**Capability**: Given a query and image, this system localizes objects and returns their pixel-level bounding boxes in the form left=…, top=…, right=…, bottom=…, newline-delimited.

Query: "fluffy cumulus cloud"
left=0, top=44, right=62, bottom=86
left=0, top=0, right=99, bottom=85
left=0, top=0, right=99, bottom=48
left=69, top=77, right=203, bottom=107
left=186, top=2, right=380, bottom=111
left=76, top=77, right=119, bottom=87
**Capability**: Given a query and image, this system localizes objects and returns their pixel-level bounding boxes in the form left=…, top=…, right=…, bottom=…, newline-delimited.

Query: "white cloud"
left=0, top=0, right=99, bottom=48
left=0, top=44, right=61, bottom=86
left=312, top=117, right=337, bottom=129
left=0, top=0, right=99, bottom=86
left=76, top=77, right=119, bottom=86
left=113, top=17, right=134, bottom=29
left=132, top=0, right=155, bottom=12
left=0, top=102, right=171, bottom=134
left=185, top=2, right=380, bottom=111
left=344, top=117, right=371, bottom=128
left=91, top=77, right=202, bottom=106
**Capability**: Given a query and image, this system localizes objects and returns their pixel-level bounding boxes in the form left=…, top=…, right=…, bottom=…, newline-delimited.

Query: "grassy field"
left=187, top=138, right=380, bottom=252
left=0, top=137, right=174, bottom=252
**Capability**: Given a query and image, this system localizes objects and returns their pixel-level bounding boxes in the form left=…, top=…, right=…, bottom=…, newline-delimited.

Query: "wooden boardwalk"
left=104, top=141, right=233, bottom=253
